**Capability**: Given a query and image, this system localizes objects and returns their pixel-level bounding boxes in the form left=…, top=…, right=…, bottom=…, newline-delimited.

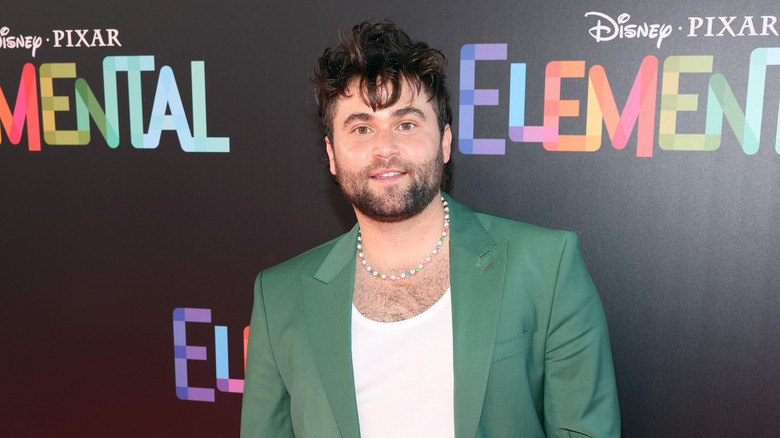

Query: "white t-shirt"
left=351, top=287, right=454, bottom=438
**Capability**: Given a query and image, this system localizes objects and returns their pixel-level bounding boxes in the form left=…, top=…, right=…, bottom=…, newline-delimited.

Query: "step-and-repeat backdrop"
left=3, top=0, right=778, bottom=436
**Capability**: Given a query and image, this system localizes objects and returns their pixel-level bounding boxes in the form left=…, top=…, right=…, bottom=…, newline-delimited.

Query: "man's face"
left=325, top=81, right=452, bottom=222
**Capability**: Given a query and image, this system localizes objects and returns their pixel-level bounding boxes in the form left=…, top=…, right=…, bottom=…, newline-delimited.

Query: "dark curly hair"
left=312, top=20, right=453, bottom=142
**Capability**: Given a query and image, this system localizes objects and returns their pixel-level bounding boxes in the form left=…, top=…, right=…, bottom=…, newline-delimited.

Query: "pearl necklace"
left=357, top=196, right=450, bottom=280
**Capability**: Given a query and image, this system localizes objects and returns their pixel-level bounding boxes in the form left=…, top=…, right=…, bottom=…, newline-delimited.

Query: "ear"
left=325, top=137, right=337, bottom=175
left=441, top=124, right=452, bottom=163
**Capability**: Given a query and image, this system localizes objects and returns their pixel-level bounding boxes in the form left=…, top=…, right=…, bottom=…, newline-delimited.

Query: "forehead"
left=332, top=79, right=434, bottom=118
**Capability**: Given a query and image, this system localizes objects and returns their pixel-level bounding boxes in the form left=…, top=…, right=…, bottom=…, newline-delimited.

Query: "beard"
left=334, top=148, right=444, bottom=222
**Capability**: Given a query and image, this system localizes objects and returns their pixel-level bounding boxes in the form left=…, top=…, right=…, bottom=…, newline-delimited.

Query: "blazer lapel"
left=304, top=225, right=361, bottom=438
left=446, top=194, right=507, bottom=438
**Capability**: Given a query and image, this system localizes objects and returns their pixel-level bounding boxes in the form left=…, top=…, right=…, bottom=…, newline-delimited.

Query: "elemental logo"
left=173, top=308, right=247, bottom=402
left=459, top=43, right=780, bottom=156
left=1, top=56, right=229, bottom=152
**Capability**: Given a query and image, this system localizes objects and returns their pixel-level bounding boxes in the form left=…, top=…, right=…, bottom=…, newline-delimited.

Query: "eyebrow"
left=392, top=107, right=427, bottom=120
left=341, top=106, right=427, bottom=128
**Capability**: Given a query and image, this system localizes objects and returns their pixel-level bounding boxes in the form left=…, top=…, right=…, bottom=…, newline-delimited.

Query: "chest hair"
left=353, top=249, right=451, bottom=322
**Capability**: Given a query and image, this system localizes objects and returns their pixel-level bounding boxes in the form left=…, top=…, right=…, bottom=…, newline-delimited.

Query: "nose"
left=371, top=127, right=399, bottom=159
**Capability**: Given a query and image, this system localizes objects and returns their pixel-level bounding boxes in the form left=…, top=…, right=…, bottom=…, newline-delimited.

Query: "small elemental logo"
left=173, top=308, right=247, bottom=402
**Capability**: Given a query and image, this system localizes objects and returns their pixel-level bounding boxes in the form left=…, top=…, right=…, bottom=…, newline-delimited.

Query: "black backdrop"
left=2, top=0, right=779, bottom=436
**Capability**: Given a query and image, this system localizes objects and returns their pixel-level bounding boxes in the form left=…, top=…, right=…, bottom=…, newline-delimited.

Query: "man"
left=241, top=20, right=620, bottom=438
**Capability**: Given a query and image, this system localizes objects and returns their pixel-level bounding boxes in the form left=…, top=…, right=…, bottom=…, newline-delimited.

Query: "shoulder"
left=255, top=225, right=357, bottom=291
left=268, top=234, right=343, bottom=273
left=477, top=213, right=581, bottom=277
left=448, top=194, right=576, bottom=256
left=474, top=208, right=571, bottom=241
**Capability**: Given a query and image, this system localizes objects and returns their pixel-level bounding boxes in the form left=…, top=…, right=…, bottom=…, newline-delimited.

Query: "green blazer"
left=241, top=194, right=620, bottom=437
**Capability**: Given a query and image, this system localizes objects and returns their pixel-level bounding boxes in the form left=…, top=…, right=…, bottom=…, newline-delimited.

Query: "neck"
left=353, top=192, right=446, bottom=270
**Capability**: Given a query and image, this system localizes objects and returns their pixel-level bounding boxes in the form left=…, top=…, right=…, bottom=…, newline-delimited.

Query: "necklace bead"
left=357, top=196, right=449, bottom=281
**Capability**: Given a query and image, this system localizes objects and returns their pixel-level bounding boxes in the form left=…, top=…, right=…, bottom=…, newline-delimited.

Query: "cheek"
left=409, top=136, right=443, bottom=160
left=332, top=150, right=366, bottom=178
left=340, top=146, right=370, bottom=168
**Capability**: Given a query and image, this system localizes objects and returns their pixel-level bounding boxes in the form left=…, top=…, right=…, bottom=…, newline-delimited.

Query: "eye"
left=399, top=122, right=415, bottom=131
left=354, top=126, right=371, bottom=135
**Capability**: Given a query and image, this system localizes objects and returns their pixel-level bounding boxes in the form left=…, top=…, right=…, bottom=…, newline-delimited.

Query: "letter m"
left=0, top=63, right=41, bottom=151
left=587, top=56, right=658, bottom=157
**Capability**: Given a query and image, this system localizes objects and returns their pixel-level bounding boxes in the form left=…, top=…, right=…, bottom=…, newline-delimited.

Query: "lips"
left=371, top=170, right=405, bottom=179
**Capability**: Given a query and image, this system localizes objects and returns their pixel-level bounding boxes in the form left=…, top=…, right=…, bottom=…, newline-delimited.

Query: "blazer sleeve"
left=240, top=272, right=295, bottom=438
left=542, top=232, right=621, bottom=437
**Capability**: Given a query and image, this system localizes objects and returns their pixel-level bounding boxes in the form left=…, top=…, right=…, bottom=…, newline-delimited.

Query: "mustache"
left=360, top=157, right=413, bottom=175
